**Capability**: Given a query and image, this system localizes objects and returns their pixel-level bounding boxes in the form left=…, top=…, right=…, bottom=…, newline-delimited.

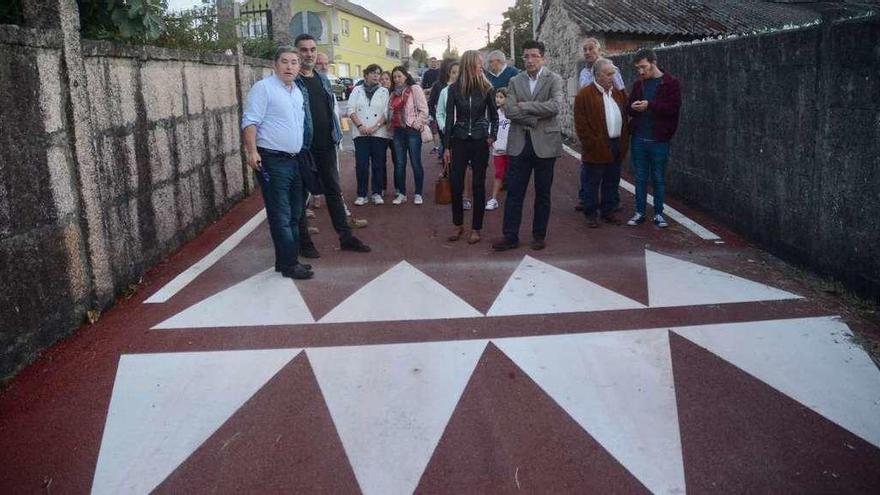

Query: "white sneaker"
left=463, top=198, right=472, bottom=210
left=485, top=198, right=499, bottom=210
left=371, top=194, right=384, bottom=205
left=392, top=193, right=407, bottom=205
left=627, top=213, right=646, bottom=226
left=414, top=194, right=424, bottom=205
left=653, top=214, right=669, bottom=228
left=354, top=196, right=368, bottom=206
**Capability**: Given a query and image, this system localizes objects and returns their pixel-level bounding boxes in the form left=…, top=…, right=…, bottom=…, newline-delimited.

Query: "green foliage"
left=78, top=0, right=167, bottom=41
left=241, top=37, right=276, bottom=59
left=486, top=0, right=533, bottom=69
left=442, top=47, right=459, bottom=60
left=0, top=0, right=23, bottom=25
left=153, top=4, right=231, bottom=52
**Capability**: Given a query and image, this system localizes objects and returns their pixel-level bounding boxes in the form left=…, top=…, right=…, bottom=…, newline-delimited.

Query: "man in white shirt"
left=241, top=46, right=313, bottom=279
left=579, top=38, right=625, bottom=90
left=576, top=38, right=625, bottom=213
left=573, top=58, right=630, bottom=228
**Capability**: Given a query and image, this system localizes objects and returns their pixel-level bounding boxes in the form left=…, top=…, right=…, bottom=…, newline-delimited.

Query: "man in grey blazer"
left=493, top=40, right=564, bottom=251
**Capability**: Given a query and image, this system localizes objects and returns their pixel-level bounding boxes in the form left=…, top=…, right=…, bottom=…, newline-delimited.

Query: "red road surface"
left=1, top=140, right=879, bottom=494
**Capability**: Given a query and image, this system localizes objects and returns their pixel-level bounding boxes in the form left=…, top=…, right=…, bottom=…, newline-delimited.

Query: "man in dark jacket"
left=295, top=34, right=371, bottom=256
left=485, top=50, right=519, bottom=89
left=625, top=47, right=681, bottom=229
left=420, top=57, right=440, bottom=89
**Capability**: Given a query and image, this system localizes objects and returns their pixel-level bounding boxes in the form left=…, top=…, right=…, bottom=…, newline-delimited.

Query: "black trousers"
left=450, top=138, right=489, bottom=230
left=299, top=146, right=352, bottom=247
left=502, top=134, right=556, bottom=243
left=581, top=138, right=622, bottom=216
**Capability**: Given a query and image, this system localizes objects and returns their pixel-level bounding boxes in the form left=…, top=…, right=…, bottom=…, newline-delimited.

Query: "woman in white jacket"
left=348, top=64, right=391, bottom=205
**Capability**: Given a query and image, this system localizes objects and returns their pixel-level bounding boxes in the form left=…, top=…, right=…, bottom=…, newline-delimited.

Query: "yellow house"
left=258, top=0, right=406, bottom=78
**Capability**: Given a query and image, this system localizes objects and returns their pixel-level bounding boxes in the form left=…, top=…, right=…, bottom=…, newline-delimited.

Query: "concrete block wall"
left=1, top=17, right=274, bottom=380
left=0, top=24, right=92, bottom=381
left=606, top=16, right=880, bottom=301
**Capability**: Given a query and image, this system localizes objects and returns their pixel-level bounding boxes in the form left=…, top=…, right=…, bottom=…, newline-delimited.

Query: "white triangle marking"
left=91, top=349, right=299, bottom=494
left=487, top=255, right=645, bottom=316
left=308, top=340, right=487, bottom=495
left=318, top=261, right=482, bottom=323
left=646, top=249, right=801, bottom=307
left=673, top=316, right=880, bottom=448
left=153, top=269, right=314, bottom=329
left=495, top=330, right=685, bottom=495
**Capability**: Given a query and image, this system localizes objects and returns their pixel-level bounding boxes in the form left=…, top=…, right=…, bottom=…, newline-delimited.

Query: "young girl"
left=486, top=88, right=510, bottom=211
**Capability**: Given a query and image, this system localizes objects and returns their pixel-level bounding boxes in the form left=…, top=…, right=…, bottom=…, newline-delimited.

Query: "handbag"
left=434, top=159, right=452, bottom=205
left=420, top=122, right=434, bottom=143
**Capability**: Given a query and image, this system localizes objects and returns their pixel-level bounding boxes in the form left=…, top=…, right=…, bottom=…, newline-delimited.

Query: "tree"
left=442, top=47, right=459, bottom=60
left=486, top=0, right=533, bottom=69
left=411, top=47, right=429, bottom=67
left=77, top=0, right=166, bottom=41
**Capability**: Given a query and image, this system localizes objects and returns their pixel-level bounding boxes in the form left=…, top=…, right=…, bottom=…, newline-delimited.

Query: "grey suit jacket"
left=503, top=67, right=564, bottom=158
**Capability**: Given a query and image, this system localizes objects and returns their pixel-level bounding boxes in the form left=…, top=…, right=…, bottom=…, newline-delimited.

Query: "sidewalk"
left=1, top=138, right=879, bottom=494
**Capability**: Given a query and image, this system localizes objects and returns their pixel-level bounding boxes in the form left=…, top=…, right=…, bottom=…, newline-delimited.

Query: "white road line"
left=562, top=144, right=721, bottom=241
left=144, top=209, right=267, bottom=304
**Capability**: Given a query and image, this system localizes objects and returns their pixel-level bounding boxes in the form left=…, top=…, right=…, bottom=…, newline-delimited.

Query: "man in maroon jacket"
left=625, top=48, right=682, bottom=228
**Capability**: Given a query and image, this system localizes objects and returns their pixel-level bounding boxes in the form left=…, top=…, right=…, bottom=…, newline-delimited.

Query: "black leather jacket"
left=444, top=83, right=499, bottom=145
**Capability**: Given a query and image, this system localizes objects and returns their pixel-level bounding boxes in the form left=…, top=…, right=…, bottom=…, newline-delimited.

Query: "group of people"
left=242, top=34, right=681, bottom=279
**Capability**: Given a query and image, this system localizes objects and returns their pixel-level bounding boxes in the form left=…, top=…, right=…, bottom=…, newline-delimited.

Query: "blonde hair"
left=458, top=50, right=492, bottom=97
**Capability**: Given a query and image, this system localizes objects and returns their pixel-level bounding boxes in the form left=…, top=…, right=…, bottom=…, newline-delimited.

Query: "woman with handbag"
left=442, top=51, right=498, bottom=244
left=388, top=66, right=430, bottom=205
left=348, top=64, right=390, bottom=206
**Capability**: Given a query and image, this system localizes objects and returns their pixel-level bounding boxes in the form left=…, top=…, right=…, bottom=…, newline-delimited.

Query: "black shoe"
left=276, top=263, right=311, bottom=272
left=575, top=202, right=584, bottom=212
left=300, top=243, right=321, bottom=258
left=492, top=237, right=519, bottom=251
left=340, top=236, right=371, bottom=253
left=601, top=212, right=622, bottom=225
left=530, top=239, right=546, bottom=250
left=281, top=264, right=314, bottom=280
left=586, top=214, right=599, bottom=228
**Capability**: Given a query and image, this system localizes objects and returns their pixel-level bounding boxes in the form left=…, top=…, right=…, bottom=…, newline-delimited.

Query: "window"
left=355, top=65, right=361, bottom=77
left=338, top=63, right=350, bottom=77
left=375, top=31, right=381, bottom=45
left=341, top=19, right=349, bottom=36
left=362, top=26, right=369, bottom=41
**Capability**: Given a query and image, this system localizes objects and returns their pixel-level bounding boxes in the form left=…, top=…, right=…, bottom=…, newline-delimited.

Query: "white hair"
left=584, top=37, right=601, bottom=49
left=592, top=57, right=615, bottom=78
left=487, top=50, right=506, bottom=62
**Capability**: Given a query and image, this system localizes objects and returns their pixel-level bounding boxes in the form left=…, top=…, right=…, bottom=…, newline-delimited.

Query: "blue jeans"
left=631, top=137, right=670, bottom=215
left=393, top=127, right=424, bottom=195
left=354, top=136, right=388, bottom=197
left=258, top=149, right=304, bottom=270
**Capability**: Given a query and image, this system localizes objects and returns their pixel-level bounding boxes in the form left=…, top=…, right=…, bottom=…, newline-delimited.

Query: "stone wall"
left=544, top=13, right=880, bottom=301
left=0, top=6, right=273, bottom=380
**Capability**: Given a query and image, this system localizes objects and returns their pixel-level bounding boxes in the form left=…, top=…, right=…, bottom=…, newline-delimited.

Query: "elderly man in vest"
left=574, top=58, right=629, bottom=228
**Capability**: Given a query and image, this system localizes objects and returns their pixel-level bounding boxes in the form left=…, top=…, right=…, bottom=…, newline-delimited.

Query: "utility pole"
left=477, top=22, right=492, bottom=47
left=446, top=35, right=451, bottom=55
left=509, top=24, right=515, bottom=60
left=532, top=0, right=541, bottom=39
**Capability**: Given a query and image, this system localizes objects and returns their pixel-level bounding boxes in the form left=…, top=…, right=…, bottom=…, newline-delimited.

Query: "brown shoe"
left=348, top=217, right=369, bottom=229
left=586, top=214, right=599, bottom=228
left=467, top=230, right=481, bottom=244
left=491, top=237, right=519, bottom=251
left=448, top=226, right=464, bottom=242
left=530, top=238, right=546, bottom=250
left=601, top=212, right=622, bottom=225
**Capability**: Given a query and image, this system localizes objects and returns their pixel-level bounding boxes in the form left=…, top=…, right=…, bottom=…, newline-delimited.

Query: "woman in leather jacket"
left=442, top=50, right=498, bottom=244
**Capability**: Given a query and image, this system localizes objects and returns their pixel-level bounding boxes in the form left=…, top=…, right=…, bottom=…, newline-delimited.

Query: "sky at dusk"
left=166, top=0, right=515, bottom=57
